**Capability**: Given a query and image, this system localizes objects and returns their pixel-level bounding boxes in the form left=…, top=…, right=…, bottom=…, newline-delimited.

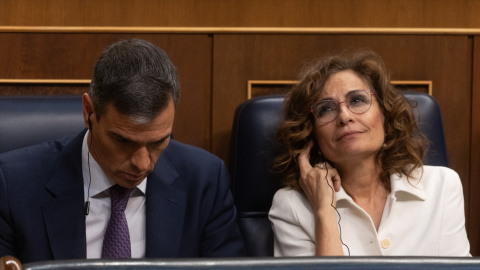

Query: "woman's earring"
left=382, top=143, right=387, bottom=148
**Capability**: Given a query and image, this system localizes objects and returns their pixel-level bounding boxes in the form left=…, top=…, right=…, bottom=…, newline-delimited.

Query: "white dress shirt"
left=269, top=166, right=471, bottom=256
left=82, top=131, right=147, bottom=258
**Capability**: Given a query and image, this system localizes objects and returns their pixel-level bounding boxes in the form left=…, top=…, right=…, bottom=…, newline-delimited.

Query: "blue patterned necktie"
left=101, top=184, right=134, bottom=258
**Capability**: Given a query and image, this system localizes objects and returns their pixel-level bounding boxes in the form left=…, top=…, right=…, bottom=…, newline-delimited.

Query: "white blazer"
left=269, top=166, right=470, bottom=256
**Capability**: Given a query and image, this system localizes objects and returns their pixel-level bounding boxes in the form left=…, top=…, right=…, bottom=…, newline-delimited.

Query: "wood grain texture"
left=1, top=0, right=480, bottom=28
left=0, top=28, right=477, bottom=255
left=1, top=0, right=479, bottom=257
left=469, top=36, right=480, bottom=256
left=0, top=33, right=213, bottom=150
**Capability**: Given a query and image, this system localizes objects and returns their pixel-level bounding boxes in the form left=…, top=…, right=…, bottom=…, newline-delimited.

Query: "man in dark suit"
left=0, top=38, right=246, bottom=263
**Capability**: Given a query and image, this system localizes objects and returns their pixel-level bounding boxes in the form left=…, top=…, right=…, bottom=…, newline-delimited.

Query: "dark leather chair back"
left=0, top=96, right=85, bottom=154
left=230, top=91, right=448, bottom=256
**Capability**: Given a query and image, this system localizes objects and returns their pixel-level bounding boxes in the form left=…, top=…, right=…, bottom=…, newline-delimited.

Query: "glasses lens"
left=346, top=90, right=372, bottom=114
left=312, top=100, right=337, bottom=123
left=311, top=90, right=373, bottom=123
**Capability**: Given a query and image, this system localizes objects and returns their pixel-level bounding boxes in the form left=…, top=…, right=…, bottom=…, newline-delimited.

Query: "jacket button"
left=381, top=238, right=391, bottom=249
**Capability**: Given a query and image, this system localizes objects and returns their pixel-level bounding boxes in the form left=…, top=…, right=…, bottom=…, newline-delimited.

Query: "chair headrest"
left=0, top=95, right=85, bottom=154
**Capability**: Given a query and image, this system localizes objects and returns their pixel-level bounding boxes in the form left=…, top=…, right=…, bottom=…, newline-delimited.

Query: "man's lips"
left=123, top=172, right=147, bottom=181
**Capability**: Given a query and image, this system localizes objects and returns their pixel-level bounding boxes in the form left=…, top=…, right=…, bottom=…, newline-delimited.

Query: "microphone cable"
left=84, top=129, right=93, bottom=216
left=323, top=162, right=350, bottom=256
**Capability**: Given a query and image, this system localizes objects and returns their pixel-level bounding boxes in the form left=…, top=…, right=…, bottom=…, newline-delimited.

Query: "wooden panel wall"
left=1, top=0, right=480, bottom=28
left=470, top=36, right=480, bottom=256
left=1, top=30, right=478, bottom=254
left=2, top=0, right=480, bottom=258
left=0, top=33, right=213, bottom=150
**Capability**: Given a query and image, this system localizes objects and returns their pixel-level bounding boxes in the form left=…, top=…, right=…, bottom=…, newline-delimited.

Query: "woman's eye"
left=321, top=105, right=333, bottom=112
left=349, top=95, right=368, bottom=105
left=316, top=102, right=336, bottom=116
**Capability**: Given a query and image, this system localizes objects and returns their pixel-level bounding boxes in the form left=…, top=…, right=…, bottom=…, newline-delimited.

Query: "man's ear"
left=82, top=93, right=94, bottom=130
left=88, top=113, right=93, bottom=130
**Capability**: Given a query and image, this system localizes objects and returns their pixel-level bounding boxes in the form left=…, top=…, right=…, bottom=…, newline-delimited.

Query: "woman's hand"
left=298, top=141, right=341, bottom=213
left=298, top=141, right=344, bottom=256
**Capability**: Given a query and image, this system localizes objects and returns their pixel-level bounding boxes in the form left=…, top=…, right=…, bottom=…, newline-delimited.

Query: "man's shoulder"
left=157, top=139, right=226, bottom=179
left=164, top=139, right=223, bottom=165
left=0, top=139, right=63, bottom=160
left=0, top=135, right=79, bottom=168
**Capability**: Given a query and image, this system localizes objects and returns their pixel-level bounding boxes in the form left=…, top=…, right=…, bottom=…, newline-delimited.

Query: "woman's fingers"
left=315, top=161, right=342, bottom=192
left=298, top=141, right=314, bottom=177
left=331, top=173, right=342, bottom=192
left=297, top=141, right=342, bottom=210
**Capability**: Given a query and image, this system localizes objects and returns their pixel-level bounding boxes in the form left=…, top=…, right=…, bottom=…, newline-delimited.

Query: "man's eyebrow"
left=110, top=131, right=172, bottom=144
left=110, top=131, right=131, bottom=142
left=153, top=133, right=172, bottom=144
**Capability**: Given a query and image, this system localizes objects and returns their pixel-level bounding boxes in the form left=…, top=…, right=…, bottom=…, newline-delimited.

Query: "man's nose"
left=131, top=146, right=150, bottom=171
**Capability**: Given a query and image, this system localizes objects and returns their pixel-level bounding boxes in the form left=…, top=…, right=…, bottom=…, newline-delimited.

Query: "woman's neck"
left=335, top=158, right=389, bottom=230
left=334, top=157, right=387, bottom=202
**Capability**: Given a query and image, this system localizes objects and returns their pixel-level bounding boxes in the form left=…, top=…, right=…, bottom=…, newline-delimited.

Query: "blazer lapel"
left=145, top=155, right=187, bottom=258
left=43, top=132, right=87, bottom=260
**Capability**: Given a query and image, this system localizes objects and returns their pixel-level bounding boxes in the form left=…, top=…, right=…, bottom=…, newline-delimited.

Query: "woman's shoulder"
left=414, top=165, right=463, bottom=191
left=422, top=165, right=458, bottom=174
left=392, top=165, right=462, bottom=197
left=421, top=165, right=460, bottom=182
left=271, top=188, right=311, bottom=213
left=272, top=187, right=304, bottom=203
left=272, top=188, right=302, bottom=204
left=270, top=187, right=313, bottom=224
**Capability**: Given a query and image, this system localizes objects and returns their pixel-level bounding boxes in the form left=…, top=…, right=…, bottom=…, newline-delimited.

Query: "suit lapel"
left=40, top=133, right=188, bottom=258
left=145, top=154, right=187, bottom=257
left=43, top=132, right=87, bottom=260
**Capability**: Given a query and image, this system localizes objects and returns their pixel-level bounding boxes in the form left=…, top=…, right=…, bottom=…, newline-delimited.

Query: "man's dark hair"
left=89, top=38, right=180, bottom=123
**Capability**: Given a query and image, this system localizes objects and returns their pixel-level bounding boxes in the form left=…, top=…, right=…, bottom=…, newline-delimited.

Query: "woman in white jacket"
left=269, top=50, right=470, bottom=256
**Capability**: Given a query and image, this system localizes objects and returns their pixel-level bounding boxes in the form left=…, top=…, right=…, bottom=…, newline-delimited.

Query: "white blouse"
left=269, top=166, right=470, bottom=256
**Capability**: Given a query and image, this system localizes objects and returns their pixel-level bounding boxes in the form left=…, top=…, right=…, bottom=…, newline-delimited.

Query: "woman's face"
left=313, top=70, right=385, bottom=165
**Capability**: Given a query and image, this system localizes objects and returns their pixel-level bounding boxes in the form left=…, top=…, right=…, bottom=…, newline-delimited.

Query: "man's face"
left=87, top=100, right=175, bottom=188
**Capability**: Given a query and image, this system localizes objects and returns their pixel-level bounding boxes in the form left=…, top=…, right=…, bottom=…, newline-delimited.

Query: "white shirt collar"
left=82, top=131, right=147, bottom=201
left=336, top=167, right=426, bottom=202
left=389, top=167, right=426, bottom=201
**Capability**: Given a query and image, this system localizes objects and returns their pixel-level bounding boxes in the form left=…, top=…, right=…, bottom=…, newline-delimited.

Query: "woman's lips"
left=336, top=131, right=363, bottom=141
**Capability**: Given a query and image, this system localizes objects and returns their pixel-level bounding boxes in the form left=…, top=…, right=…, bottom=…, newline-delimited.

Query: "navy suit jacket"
left=0, top=130, right=246, bottom=263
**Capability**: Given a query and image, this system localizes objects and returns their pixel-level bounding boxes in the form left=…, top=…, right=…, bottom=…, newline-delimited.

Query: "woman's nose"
left=336, top=102, right=354, bottom=125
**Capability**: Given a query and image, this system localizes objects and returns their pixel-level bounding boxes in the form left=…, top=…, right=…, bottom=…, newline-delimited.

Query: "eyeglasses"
left=310, top=90, right=375, bottom=123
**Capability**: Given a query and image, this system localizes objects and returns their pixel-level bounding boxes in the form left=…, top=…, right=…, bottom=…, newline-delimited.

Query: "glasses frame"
left=310, top=90, right=376, bottom=124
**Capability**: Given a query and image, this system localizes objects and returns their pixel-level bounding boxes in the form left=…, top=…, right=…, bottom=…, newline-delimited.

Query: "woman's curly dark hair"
left=274, top=50, right=428, bottom=192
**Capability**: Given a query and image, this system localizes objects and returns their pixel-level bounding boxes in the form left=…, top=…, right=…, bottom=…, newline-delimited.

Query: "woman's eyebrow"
left=319, top=89, right=365, bottom=101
